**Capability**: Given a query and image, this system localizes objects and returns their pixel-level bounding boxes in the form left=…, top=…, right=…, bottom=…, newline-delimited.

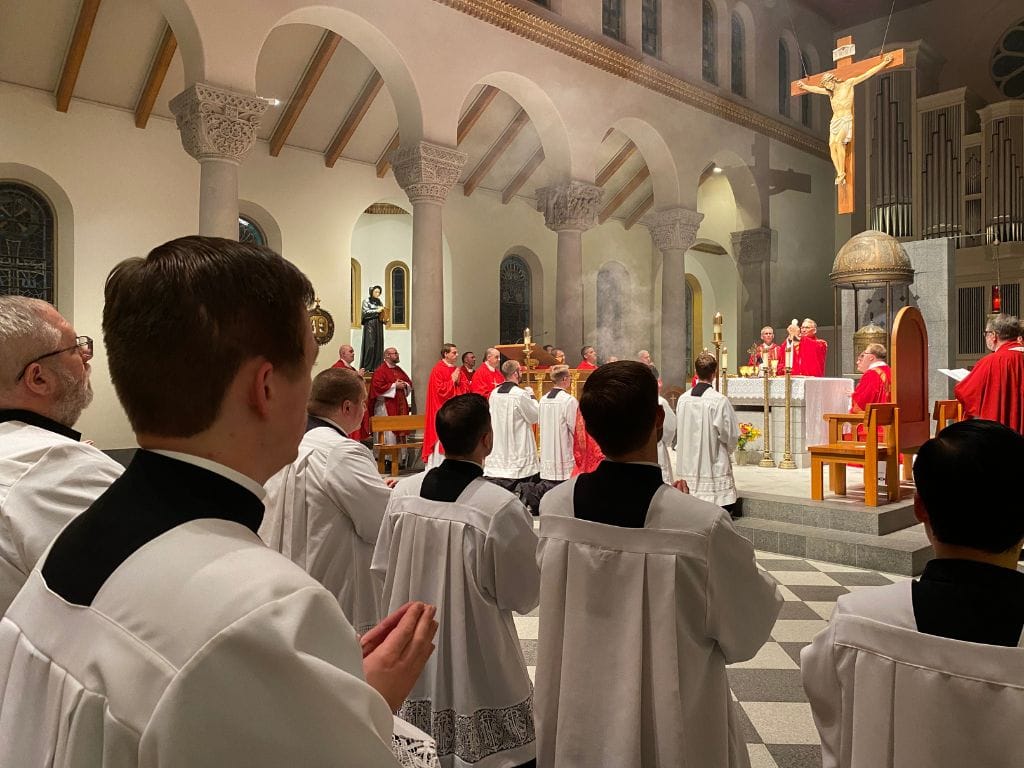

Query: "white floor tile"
left=514, top=616, right=539, bottom=640
left=770, top=571, right=841, bottom=586
left=740, top=702, right=821, bottom=745
left=746, top=744, right=781, bottom=768
left=728, top=642, right=799, bottom=670
left=777, top=585, right=801, bottom=601
left=804, top=601, right=837, bottom=620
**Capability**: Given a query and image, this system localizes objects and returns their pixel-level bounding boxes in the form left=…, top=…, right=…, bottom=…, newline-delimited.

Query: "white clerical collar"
left=316, top=415, right=348, bottom=435
left=485, top=362, right=497, bottom=372
left=444, top=360, right=456, bottom=368
left=148, top=449, right=267, bottom=500
left=867, top=360, right=887, bottom=371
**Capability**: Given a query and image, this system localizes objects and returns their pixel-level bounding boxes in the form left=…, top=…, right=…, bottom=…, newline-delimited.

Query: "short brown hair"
left=103, top=236, right=314, bottom=436
left=579, top=361, right=658, bottom=456
left=441, top=343, right=457, bottom=357
left=308, top=368, right=365, bottom=417
left=549, top=364, right=570, bottom=383
left=694, top=351, right=718, bottom=381
left=437, top=393, right=491, bottom=456
left=501, top=359, right=520, bottom=378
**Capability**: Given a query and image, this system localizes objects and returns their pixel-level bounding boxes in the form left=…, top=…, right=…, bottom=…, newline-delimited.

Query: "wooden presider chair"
left=810, top=403, right=901, bottom=506
left=932, top=399, right=963, bottom=435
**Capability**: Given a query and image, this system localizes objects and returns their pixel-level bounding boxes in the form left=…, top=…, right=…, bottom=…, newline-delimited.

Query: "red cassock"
left=330, top=358, right=370, bottom=439
left=954, top=343, right=1024, bottom=434
left=851, top=363, right=892, bottom=441
left=577, top=360, right=598, bottom=371
left=790, top=335, right=828, bottom=377
left=571, top=410, right=604, bottom=475
left=470, top=364, right=504, bottom=399
left=748, top=343, right=781, bottom=368
left=370, top=362, right=413, bottom=436
left=460, top=364, right=476, bottom=383
left=422, top=360, right=471, bottom=463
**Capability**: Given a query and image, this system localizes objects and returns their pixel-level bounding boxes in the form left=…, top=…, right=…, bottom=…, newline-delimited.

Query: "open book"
left=938, top=368, right=970, bottom=382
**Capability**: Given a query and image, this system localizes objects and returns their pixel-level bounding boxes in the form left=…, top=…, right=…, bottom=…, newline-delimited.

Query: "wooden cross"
left=791, top=36, right=904, bottom=215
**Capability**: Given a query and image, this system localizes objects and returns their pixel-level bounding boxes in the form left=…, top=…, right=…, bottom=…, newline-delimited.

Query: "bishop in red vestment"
left=955, top=316, right=1024, bottom=434
left=850, top=343, right=892, bottom=441
left=577, top=345, right=599, bottom=370
left=370, top=347, right=413, bottom=437
left=422, top=343, right=471, bottom=465
left=788, top=319, right=828, bottom=377
left=748, top=327, right=781, bottom=369
left=470, top=348, right=504, bottom=398
left=331, top=344, right=369, bottom=439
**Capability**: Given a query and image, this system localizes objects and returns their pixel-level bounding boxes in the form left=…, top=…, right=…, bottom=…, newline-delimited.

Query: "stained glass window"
left=800, top=51, right=813, bottom=126
left=991, top=18, right=1024, bottom=98
left=642, top=0, right=660, bottom=57
left=730, top=13, right=745, bottom=97
left=603, top=0, right=623, bottom=41
left=702, top=0, right=717, bottom=85
left=387, top=261, right=409, bottom=329
left=778, top=40, right=791, bottom=117
left=499, top=256, right=531, bottom=345
left=0, top=183, right=55, bottom=302
left=238, top=215, right=266, bottom=246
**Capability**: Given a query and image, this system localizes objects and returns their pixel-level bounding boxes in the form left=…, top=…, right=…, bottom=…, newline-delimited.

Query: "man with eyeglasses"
left=0, top=296, right=123, bottom=614
left=955, top=313, right=1024, bottom=434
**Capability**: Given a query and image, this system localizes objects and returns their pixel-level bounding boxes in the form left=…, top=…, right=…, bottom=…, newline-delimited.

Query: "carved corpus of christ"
left=791, top=36, right=904, bottom=214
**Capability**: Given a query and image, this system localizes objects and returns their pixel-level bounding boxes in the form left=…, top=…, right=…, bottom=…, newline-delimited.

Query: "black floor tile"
left=767, top=743, right=823, bottom=768
left=786, top=585, right=850, bottom=601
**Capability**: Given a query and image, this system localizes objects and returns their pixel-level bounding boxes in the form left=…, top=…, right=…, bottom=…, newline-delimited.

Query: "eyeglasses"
left=16, top=336, right=93, bottom=382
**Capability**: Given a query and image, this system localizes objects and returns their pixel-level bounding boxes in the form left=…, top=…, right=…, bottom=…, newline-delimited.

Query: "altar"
left=726, top=376, right=854, bottom=468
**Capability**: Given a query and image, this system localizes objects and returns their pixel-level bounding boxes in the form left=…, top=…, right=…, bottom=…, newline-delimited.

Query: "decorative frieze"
left=389, top=141, right=468, bottom=204
left=169, top=83, right=267, bottom=164
left=535, top=181, right=603, bottom=232
left=645, top=207, right=704, bottom=253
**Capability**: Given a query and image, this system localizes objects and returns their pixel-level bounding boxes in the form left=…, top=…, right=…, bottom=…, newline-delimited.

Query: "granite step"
left=733, top=516, right=933, bottom=576
left=737, top=489, right=917, bottom=536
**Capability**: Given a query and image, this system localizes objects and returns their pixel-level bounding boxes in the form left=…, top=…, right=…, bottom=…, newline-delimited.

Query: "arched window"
left=238, top=215, right=266, bottom=246
left=800, top=49, right=813, bottom=126
left=351, top=259, right=362, bottom=328
left=778, top=40, right=791, bottom=117
left=385, top=261, right=410, bottom=329
left=602, top=0, right=623, bottom=41
left=596, top=262, right=629, bottom=356
left=685, top=274, right=703, bottom=380
left=499, top=255, right=532, bottom=345
left=642, top=0, right=660, bottom=57
left=702, top=0, right=717, bottom=84
left=730, top=13, right=745, bottom=97
left=0, top=182, right=55, bottom=302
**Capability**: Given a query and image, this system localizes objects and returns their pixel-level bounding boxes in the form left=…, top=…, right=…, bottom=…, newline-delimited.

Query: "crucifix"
left=791, top=36, right=904, bottom=215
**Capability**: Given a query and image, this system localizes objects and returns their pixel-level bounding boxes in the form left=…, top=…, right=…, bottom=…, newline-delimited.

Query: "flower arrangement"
left=737, top=423, right=761, bottom=451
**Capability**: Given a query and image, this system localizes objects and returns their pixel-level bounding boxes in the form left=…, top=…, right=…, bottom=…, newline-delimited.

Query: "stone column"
left=730, top=227, right=775, bottom=347
left=389, top=141, right=468, bottom=400
left=646, top=207, right=703, bottom=388
left=170, top=83, right=267, bottom=239
left=536, top=181, right=603, bottom=356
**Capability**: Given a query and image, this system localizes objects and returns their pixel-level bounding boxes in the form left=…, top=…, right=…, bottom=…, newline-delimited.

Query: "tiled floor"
left=514, top=548, right=910, bottom=768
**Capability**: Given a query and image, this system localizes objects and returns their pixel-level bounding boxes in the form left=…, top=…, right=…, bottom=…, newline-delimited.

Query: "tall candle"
left=722, top=347, right=728, bottom=370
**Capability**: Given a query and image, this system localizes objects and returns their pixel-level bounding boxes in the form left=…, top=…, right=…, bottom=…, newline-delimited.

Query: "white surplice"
left=372, top=473, right=539, bottom=768
left=657, top=395, right=676, bottom=484
left=675, top=385, right=740, bottom=506
left=0, top=520, right=399, bottom=767
left=483, top=384, right=539, bottom=479
left=0, top=420, right=124, bottom=613
left=261, top=425, right=389, bottom=633
left=536, top=480, right=782, bottom=768
left=801, top=580, right=1024, bottom=768
left=538, top=387, right=577, bottom=481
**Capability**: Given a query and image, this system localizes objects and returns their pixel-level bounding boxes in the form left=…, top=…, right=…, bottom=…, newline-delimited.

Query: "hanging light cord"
left=880, top=0, right=898, bottom=53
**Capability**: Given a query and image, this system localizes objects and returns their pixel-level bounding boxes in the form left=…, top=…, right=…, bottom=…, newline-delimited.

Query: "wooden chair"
left=890, top=306, right=931, bottom=480
left=932, top=399, right=963, bottom=435
left=665, top=386, right=684, bottom=409
left=370, top=414, right=425, bottom=477
left=809, top=403, right=900, bottom=507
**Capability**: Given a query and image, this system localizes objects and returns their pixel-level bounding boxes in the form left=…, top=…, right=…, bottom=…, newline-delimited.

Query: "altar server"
left=954, top=313, right=1024, bottom=433
left=676, top=352, right=740, bottom=515
left=536, top=361, right=781, bottom=767
left=657, top=390, right=676, bottom=483
left=0, top=296, right=124, bottom=613
left=374, top=393, right=540, bottom=768
left=262, top=366, right=391, bottom=633
left=0, top=236, right=438, bottom=767
left=422, top=343, right=470, bottom=468
left=484, top=360, right=540, bottom=493
left=802, top=419, right=1024, bottom=768
left=470, top=347, right=505, bottom=398
left=538, top=365, right=578, bottom=485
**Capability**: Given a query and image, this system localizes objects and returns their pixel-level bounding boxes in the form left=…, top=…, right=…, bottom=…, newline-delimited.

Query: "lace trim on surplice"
left=400, top=695, right=535, bottom=764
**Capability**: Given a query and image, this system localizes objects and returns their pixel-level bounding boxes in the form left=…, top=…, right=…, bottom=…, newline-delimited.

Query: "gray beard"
left=52, top=368, right=93, bottom=427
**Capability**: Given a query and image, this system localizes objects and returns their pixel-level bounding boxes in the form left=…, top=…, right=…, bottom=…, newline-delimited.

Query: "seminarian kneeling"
left=535, top=361, right=782, bottom=767
left=0, top=236, right=437, bottom=767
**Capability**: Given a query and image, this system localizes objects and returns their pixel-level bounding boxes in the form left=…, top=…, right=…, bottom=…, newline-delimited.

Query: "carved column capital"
left=644, top=207, right=704, bottom=253
left=169, top=83, right=267, bottom=165
left=535, top=181, right=603, bottom=232
left=389, top=141, right=468, bottom=204
left=730, top=227, right=775, bottom=264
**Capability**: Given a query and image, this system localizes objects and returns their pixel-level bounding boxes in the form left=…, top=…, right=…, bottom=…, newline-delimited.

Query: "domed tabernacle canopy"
left=830, top=230, right=914, bottom=287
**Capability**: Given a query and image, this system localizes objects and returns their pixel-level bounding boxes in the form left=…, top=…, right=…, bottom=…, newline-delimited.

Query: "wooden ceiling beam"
left=376, top=131, right=400, bottom=177
left=624, top=192, right=654, bottom=230
left=463, top=108, right=530, bottom=197
left=599, top=165, right=650, bottom=224
left=273, top=31, right=342, bottom=157
left=55, top=0, right=103, bottom=112
left=457, top=85, right=499, bottom=145
left=595, top=140, right=636, bottom=187
left=324, top=70, right=383, bottom=167
left=134, top=24, right=177, bottom=129
left=502, top=146, right=545, bottom=204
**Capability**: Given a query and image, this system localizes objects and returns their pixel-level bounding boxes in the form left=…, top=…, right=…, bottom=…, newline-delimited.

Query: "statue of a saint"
left=797, top=53, right=893, bottom=186
left=359, top=285, right=386, bottom=372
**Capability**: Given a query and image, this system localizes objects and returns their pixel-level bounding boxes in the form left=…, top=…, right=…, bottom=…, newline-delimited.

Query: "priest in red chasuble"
left=850, top=343, right=891, bottom=441
left=460, top=350, right=477, bottom=383
left=577, top=345, right=599, bottom=370
left=470, top=348, right=504, bottom=398
left=422, top=342, right=470, bottom=467
left=955, top=314, right=1024, bottom=434
left=331, top=343, right=369, bottom=439
left=785, top=318, right=828, bottom=377
left=748, top=326, right=781, bottom=369
left=370, top=346, right=412, bottom=438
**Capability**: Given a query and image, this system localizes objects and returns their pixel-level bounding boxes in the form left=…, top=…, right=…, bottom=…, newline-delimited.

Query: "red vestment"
left=422, top=360, right=470, bottom=462
left=790, top=335, right=828, bottom=377
left=577, top=360, right=598, bottom=371
left=460, top=364, right=476, bottom=382
left=954, top=342, right=1024, bottom=433
left=370, top=362, right=413, bottom=436
left=748, top=343, right=781, bottom=368
left=330, top=359, right=369, bottom=439
left=851, top=363, right=892, bottom=441
left=470, top=363, right=504, bottom=399
left=571, top=410, right=604, bottom=475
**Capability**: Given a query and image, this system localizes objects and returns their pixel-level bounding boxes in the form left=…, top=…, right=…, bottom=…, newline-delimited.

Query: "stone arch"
left=730, top=1, right=757, bottom=99
left=606, top=117, right=680, bottom=209
left=0, top=163, right=75, bottom=319
left=799, top=45, right=822, bottom=129
left=501, top=246, right=545, bottom=345
left=704, top=148, right=761, bottom=231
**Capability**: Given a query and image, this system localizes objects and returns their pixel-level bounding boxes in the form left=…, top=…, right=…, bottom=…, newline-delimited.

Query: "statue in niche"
left=359, top=285, right=388, bottom=372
